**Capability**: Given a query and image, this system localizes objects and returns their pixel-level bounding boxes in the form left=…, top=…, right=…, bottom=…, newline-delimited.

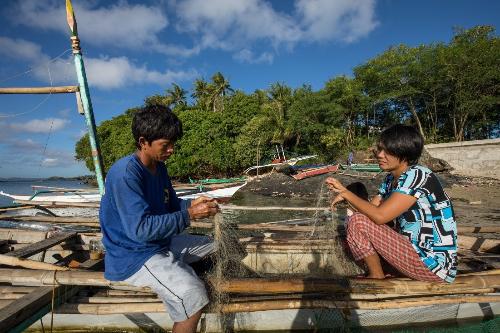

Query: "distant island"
left=0, top=175, right=96, bottom=185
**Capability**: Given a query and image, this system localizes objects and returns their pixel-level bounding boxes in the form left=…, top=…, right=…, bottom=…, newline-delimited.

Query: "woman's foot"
left=355, top=273, right=391, bottom=279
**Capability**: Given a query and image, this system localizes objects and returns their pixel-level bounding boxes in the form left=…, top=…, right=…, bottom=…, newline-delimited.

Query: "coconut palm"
left=210, top=72, right=233, bottom=112
left=192, top=78, right=210, bottom=111
left=166, top=83, right=187, bottom=108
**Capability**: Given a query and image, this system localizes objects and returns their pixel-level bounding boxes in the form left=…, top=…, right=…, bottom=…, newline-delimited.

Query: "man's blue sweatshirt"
left=99, top=154, right=191, bottom=281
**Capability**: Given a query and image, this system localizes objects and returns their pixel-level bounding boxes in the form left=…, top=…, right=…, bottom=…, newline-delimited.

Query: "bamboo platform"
left=0, top=226, right=498, bottom=332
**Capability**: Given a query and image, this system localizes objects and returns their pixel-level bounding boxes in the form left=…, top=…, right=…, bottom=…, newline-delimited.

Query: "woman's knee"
left=346, top=214, right=373, bottom=236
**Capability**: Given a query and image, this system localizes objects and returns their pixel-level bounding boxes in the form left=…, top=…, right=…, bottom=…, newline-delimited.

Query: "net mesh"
left=207, top=182, right=364, bottom=330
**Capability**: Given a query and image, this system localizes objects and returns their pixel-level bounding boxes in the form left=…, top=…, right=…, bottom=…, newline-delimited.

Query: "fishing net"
left=207, top=181, right=364, bottom=331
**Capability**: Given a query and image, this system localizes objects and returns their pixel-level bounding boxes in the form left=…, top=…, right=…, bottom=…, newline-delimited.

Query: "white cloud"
left=41, top=158, right=59, bottom=167
left=9, top=139, right=43, bottom=151
left=0, top=37, right=198, bottom=89
left=9, top=118, right=70, bottom=133
left=233, top=49, right=274, bottom=64
left=84, top=56, right=198, bottom=90
left=296, top=0, right=378, bottom=43
left=174, top=0, right=378, bottom=63
left=0, top=37, right=45, bottom=63
left=8, top=0, right=378, bottom=65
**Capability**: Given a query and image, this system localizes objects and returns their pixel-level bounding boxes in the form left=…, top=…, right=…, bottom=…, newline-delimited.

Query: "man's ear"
left=138, top=137, right=149, bottom=150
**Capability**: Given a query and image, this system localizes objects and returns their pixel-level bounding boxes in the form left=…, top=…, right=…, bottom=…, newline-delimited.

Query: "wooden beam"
left=0, top=259, right=100, bottom=333
left=6, top=232, right=77, bottom=259
left=0, top=86, right=79, bottom=94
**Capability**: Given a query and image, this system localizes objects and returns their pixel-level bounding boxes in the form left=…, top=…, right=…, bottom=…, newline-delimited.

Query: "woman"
left=326, top=124, right=457, bottom=282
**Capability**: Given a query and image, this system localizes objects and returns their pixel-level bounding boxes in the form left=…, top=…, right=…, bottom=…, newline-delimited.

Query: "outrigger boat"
left=292, top=164, right=339, bottom=180
left=0, top=182, right=247, bottom=207
left=0, top=217, right=498, bottom=332
left=244, top=155, right=318, bottom=175
left=340, top=163, right=382, bottom=172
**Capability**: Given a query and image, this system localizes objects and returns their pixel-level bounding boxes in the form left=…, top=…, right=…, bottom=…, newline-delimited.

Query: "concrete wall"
left=425, top=138, right=500, bottom=179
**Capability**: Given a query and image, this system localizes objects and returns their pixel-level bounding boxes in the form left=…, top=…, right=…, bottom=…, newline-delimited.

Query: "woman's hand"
left=330, top=194, right=344, bottom=211
left=325, top=177, right=347, bottom=194
left=326, top=177, right=348, bottom=210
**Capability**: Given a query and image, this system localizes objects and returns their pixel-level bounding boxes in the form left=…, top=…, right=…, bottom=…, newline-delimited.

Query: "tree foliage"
left=75, top=26, right=499, bottom=179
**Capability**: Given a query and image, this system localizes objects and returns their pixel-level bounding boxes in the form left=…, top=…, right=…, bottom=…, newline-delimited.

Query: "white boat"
left=0, top=183, right=247, bottom=205
left=244, top=155, right=318, bottom=175
left=0, top=190, right=101, bottom=203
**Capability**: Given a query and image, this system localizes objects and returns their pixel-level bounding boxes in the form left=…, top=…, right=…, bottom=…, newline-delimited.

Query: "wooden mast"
left=66, top=0, right=105, bottom=194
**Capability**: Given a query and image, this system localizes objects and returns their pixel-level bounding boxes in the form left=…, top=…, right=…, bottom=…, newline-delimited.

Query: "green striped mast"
left=66, top=0, right=105, bottom=194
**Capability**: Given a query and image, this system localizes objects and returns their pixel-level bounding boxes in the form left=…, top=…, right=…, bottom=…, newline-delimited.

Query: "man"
left=100, top=104, right=219, bottom=333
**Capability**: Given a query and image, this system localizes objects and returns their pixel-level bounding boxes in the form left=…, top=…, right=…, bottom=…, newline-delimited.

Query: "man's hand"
left=190, top=195, right=215, bottom=207
left=188, top=198, right=219, bottom=220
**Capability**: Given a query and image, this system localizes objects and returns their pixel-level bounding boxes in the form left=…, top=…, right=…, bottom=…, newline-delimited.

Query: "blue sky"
left=0, top=0, right=498, bottom=178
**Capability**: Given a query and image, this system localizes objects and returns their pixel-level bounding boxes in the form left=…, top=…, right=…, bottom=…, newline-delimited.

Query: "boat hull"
left=26, top=303, right=500, bottom=332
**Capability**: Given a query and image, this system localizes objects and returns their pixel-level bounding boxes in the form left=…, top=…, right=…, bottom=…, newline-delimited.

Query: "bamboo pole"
left=12, top=200, right=99, bottom=208
left=0, top=254, right=69, bottom=271
left=214, top=271, right=500, bottom=295
left=0, top=269, right=498, bottom=296
left=74, top=296, right=160, bottom=303
left=54, top=294, right=500, bottom=314
left=220, top=204, right=329, bottom=211
left=219, top=294, right=500, bottom=313
left=0, top=86, right=79, bottom=94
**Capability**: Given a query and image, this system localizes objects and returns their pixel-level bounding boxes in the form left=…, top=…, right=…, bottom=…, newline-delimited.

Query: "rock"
left=419, top=148, right=453, bottom=172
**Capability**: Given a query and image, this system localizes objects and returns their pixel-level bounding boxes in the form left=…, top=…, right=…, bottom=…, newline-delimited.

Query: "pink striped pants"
left=346, top=213, right=442, bottom=282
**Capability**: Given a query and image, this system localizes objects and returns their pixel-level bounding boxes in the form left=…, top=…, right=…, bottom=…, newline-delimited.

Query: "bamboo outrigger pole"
left=66, top=0, right=105, bottom=194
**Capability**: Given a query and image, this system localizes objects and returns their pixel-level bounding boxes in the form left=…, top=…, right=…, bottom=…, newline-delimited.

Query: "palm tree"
left=265, top=82, right=294, bottom=147
left=210, top=72, right=233, bottom=112
left=192, top=78, right=210, bottom=111
left=166, top=83, right=187, bottom=108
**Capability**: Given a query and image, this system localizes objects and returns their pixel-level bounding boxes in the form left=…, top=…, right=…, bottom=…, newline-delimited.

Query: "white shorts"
left=125, top=234, right=214, bottom=322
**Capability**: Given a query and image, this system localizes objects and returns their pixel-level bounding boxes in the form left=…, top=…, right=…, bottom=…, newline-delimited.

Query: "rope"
left=0, top=48, right=72, bottom=84
left=50, top=270, right=58, bottom=333
left=0, top=49, right=73, bottom=119
left=35, top=119, right=55, bottom=180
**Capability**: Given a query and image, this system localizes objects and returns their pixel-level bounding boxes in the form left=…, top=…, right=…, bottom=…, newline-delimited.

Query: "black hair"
left=132, top=105, right=183, bottom=149
left=377, top=124, right=424, bottom=165
left=346, top=182, right=369, bottom=201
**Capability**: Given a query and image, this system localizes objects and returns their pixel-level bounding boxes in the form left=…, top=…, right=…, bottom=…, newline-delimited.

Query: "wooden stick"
left=0, top=205, right=36, bottom=213
left=0, top=215, right=98, bottom=224
left=0, top=86, right=79, bottom=94
left=459, top=235, right=500, bottom=253
left=0, top=254, right=69, bottom=271
left=458, top=226, right=500, bottom=234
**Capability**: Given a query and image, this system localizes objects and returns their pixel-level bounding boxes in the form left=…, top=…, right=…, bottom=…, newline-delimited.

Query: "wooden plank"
left=0, top=86, right=79, bottom=94
left=6, top=232, right=76, bottom=259
left=0, top=259, right=101, bottom=333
